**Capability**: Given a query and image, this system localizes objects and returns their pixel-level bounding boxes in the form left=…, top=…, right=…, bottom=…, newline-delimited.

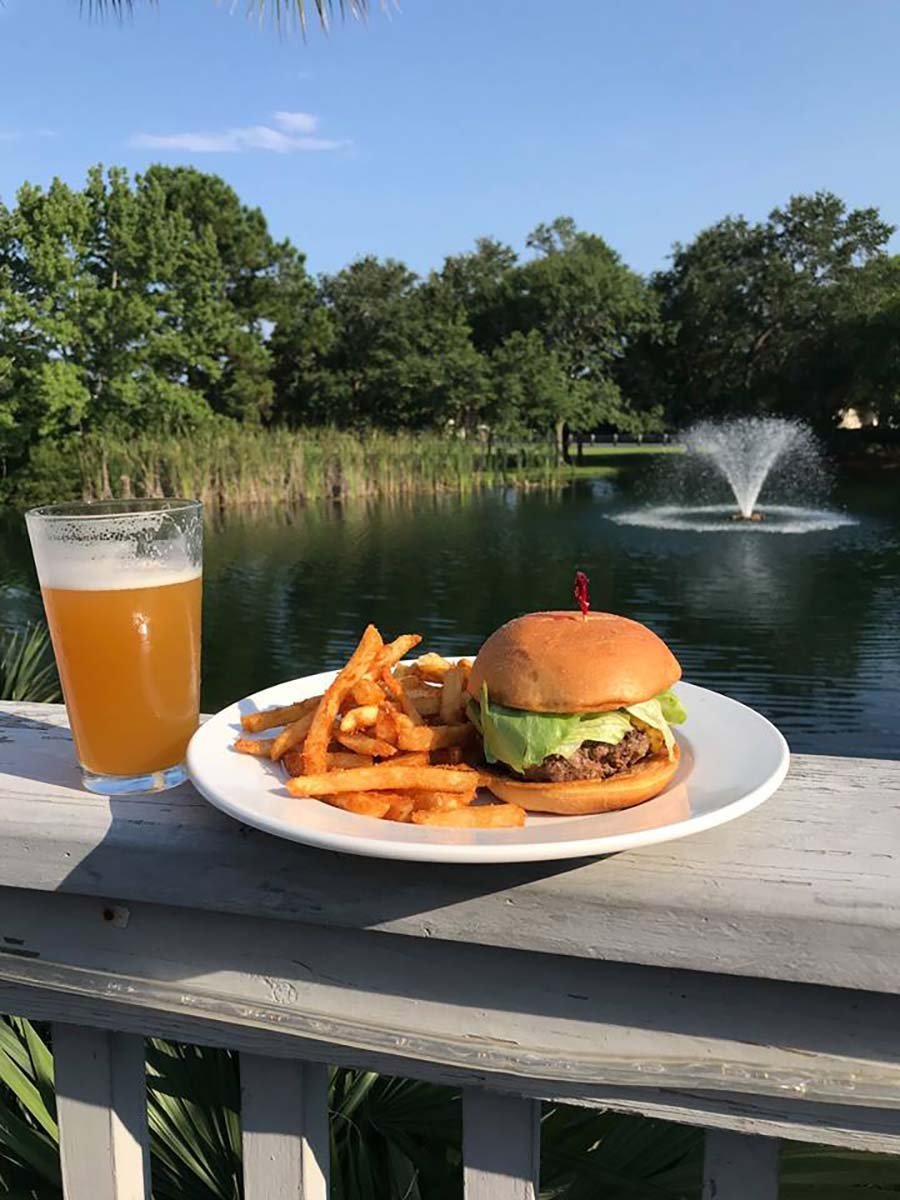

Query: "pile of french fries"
left=234, top=625, right=526, bottom=828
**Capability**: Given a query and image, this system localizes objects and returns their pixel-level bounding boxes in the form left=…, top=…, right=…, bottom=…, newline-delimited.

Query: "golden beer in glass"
left=25, top=500, right=202, bottom=794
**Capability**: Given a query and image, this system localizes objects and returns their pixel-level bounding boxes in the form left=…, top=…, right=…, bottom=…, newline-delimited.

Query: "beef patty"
left=521, top=727, right=651, bottom=783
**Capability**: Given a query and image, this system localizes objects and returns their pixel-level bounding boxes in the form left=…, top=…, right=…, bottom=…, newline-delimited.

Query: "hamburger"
left=466, top=611, right=686, bottom=815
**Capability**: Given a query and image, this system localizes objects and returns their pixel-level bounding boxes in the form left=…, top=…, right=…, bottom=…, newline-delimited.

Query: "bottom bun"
left=480, top=743, right=680, bottom=815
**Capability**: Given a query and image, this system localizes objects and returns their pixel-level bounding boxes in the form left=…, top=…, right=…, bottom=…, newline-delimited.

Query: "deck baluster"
left=463, top=1089, right=540, bottom=1200
left=241, top=1054, right=330, bottom=1200
left=702, top=1129, right=780, bottom=1199
left=53, top=1024, right=150, bottom=1200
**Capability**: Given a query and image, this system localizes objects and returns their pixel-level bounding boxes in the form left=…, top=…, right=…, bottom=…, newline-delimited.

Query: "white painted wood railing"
left=1, top=701, right=900, bottom=1199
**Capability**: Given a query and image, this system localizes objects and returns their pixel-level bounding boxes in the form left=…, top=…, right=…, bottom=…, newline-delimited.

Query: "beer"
left=41, top=570, right=201, bottom=776
left=26, top=499, right=203, bottom=795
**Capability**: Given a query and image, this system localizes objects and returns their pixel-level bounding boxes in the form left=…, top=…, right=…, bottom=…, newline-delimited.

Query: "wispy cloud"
left=0, top=128, right=58, bottom=142
left=129, top=111, right=346, bottom=155
left=272, top=111, right=318, bottom=134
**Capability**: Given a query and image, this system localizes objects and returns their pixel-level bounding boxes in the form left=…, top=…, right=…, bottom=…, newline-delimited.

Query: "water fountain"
left=684, top=418, right=811, bottom=520
left=613, top=416, right=856, bottom=534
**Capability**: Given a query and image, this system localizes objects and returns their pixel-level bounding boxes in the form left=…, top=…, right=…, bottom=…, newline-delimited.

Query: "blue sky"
left=2, top=0, right=899, bottom=277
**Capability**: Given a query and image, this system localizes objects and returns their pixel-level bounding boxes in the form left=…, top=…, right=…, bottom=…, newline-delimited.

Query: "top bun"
left=467, top=611, right=681, bottom=713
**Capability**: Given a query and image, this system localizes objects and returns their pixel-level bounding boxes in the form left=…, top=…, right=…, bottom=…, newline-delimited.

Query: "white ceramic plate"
left=187, top=673, right=789, bottom=864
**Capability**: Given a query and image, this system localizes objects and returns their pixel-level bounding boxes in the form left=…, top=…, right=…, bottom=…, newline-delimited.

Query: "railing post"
left=463, top=1088, right=540, bottom=1200
left=53, top=1024, right=150, bottom=1200
left=703, top=1130, right=780, bottom=1199
left=241, top=1054, right=330, bottom=1200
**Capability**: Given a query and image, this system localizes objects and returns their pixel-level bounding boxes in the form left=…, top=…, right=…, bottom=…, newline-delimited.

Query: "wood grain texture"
left=4, top=983, right=899, bottom=1154
left=5, top=887, right=900, bottom=1118
left=702, top=1130, right=780, bottom=1199
left=463, top=1090, right=540, bottom=1200
left=241, top=1055, right=329, bottom=1200
left=1, top=703, right=899, bottom=995
left=53, top=1024, right=150, bottom=1200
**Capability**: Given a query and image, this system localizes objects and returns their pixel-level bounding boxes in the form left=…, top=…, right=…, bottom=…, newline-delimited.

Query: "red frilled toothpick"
left=574, top=570, right=590, bottom=618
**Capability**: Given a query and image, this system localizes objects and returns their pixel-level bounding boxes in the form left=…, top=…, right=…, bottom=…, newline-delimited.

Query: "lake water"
left=1, top=472, right=898, bottom=759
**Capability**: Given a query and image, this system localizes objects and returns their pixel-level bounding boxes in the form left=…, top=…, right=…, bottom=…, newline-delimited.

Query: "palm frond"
left=78, top=1, right=370, bottom=31
left=0, top=625, right=61, bottom=705
left=244, top=1, right=370, bottom=33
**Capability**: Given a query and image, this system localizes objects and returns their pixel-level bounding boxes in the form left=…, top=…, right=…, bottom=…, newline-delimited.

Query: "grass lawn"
left=515, top=444, right=684, bottom=484
left=555, top=443, right=684, bottom=479
left=574, top=444, right=685, bottom=460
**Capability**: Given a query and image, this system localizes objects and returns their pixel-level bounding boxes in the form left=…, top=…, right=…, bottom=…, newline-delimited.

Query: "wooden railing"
left=1, top=700, right=899, bottom=1198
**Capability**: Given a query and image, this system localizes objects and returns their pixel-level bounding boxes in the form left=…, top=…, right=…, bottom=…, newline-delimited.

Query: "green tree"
left=816, top=252, right=900, bottom=428
left=0, top=165, right=311, bottom=476
left=516, top=218, right=662, bottom=446
left=440, top=237, right=519, bottom=353
left=488, top=330, right=582, bottom=438
left=276, top=256, right=488, bottom=430
left=442, top=218, right=662, bottom=451
left=646, top=191, right=896, bottom=428
left=138, top=165, right=313, bottom=421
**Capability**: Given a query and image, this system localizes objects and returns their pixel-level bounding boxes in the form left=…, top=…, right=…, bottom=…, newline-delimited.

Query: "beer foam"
left=31, top=539, right=199, bottom=591
left=38, top=557, right=201, bottom=591
left=28, top=507, right=202, bottom=590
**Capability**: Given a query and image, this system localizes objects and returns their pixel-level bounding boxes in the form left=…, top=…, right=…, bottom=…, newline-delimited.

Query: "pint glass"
left=25, top=500, right=202, bottom=795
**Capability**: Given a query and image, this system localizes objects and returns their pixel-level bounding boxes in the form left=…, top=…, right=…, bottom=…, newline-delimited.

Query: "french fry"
left=399, top=692, right=426, bottom=725
left=396, top=719, right=474, bottom=753
left=385, top=798, right=415, bottom=822
left=392, top=662, right=422, bottom=681
left=409, top=789, right=475, bottom=812
left=328, top=751, right=375, bottom=770
left=303, top=625, right=384, bottom=774
left=388, top=752, right=430, bottom=768
left=269, top=710, right=316, bottom=760
left=368, top=792, right=417, bottom=822
left=287, top=764, right=477, bottom=796
left=282, top=748, right=304, bottom=777
left=379, top=668, right=404, bottom=702
left=246, top=628, right=508, bottom=832
left=402, top=683, right=438, bottom=699
left=335, top=731, right=398, bottom=758
left=339, top=705, right=380, bottom=734
left=439, top=664, right=465, bottom=724
left=283, top=748, right=375, bottom=776
left=375, top=633, right=423, bottom=672
left=374, top=708, right=400, bottom=744
left=400, top=683, right=441, bottom=717
left=351, top=678, right=385, bottom=707
left=415, top=652, right=453, bottom=683
left=322, top=793, right=392, bottom=819
left=411, top=804, right=526, bottom=828
left=382, top=667, right=424, bottom=726
left=239, top=695, right=321, bottom=734
left=233, top=736, right=276, bottom=757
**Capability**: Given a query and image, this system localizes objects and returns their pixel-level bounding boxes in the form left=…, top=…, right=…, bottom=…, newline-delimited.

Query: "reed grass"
left=70, top=427, right=563, bottom=509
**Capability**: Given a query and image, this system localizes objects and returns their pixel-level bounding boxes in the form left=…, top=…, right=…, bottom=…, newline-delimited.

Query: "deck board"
left=1, top=702, right=898, bottom=994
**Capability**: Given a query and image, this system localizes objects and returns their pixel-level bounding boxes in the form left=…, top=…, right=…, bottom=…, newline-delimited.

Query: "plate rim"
left=187, top=673, right=790, bottom=864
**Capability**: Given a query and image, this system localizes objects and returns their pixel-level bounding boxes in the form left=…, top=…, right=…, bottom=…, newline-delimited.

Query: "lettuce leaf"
left=623, top=698, right=675, bottom=758
left=547, top=710, right=635, bottom=761
left=471, top=684, right=686, bottom=775
left=655, top=688, right=687, bottom=725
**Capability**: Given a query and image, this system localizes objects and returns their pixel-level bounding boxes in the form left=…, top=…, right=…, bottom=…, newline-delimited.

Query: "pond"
left=1, top=472, right=898, bottom=760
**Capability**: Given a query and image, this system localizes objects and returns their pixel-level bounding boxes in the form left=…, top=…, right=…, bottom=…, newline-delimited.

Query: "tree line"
left=1, top=165, right=898, bottom=485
